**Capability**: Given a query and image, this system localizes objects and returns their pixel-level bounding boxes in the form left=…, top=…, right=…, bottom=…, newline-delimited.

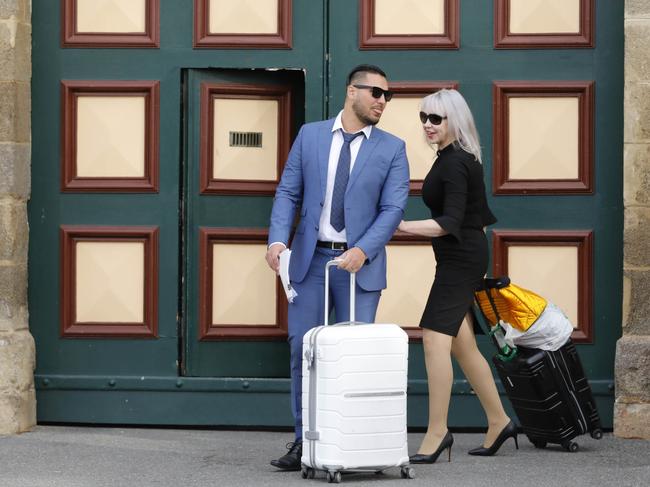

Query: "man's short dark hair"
left=346, top=64, right=388, bottom=86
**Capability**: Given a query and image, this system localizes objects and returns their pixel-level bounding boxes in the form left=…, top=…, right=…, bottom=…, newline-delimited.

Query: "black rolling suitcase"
left=492, top=340, right=603, bottom=452
left=475, top=278, right=603, bottom=452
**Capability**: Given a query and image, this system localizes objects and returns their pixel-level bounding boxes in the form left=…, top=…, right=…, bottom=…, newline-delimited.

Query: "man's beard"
left=352, top=99, right=380, bottom=126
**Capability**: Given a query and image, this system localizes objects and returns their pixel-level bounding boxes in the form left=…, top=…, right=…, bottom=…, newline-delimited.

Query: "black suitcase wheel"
left=591, top=429, right=603, bottom=440
left=400, top=467, right=415, bottom=479
left=327, top=471, right=341, bottom=483
left=532, top=440, right=547, bottom=449
left=563, top=441, right=579, bottom=452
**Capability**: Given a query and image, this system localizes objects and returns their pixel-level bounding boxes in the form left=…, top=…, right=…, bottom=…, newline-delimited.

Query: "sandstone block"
left=0, top=263, right=27, bottom=326
left=0, top=0, right=29, bottom=21
left=0, top=388, right=35, bottom=434
left=626, top=0, right=650, bottom=18
left=0, top=330, right=35, bottom=392
left=0, top=314, right=27, bottom=332
left=624, top=207, right=650, bottom=267
left=0, top=200, right=28, bottom=261
left=623, top=274, right=632, bottom=330
left=624, top=143, right=650, bottom=206
left=626, top=19, right=650, bottom=84
left=0, top=81, right=30, bottom=142
left=622, top=270, right=650, bottom=334
left=0, top=142, right=30, bottom=198
left=0, top=0, right=24, bottom=19
left=614, top=400, right=650, bottom=439
left=625, top=82, right=650, bottom=143
left=615, top=336, right=650, bottom=401
left=0, top=20, right=30, bottom=82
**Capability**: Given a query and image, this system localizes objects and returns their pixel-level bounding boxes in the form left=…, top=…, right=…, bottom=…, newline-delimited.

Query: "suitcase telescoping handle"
left=324, top=259, right=356, bottom=325
left=474, top=283, right=517, bottom=361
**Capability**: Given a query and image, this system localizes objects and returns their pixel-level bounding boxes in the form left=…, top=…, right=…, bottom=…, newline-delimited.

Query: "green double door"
left=30, top=0, right=622, bottom=426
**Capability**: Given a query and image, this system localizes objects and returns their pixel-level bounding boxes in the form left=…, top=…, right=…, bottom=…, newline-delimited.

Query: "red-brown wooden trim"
left=492, top=230, right=594, bottom=343
left=62, top=0, right=160, bottom=48
left=494, top=0, right=594, bottom=49
left=199, top=228, right=288, bottom=340
left=388, top=81, right=460, bottom=194
left=60, top=225, right=159, bottom=338
left=61, top=80, right=160, bottom=193
left=386, top=232, right=437, bottom=341
left=492, top=81, right=594, bottom=195
left=360, top=0, right=459, bottom=49
left=199, top=83, right=292, bottom=195
left=193, top=0, right=292, bottom=49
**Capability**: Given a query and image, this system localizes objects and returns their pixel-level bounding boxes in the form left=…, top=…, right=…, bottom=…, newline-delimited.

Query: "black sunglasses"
left=353, top=84, right=393, bottom=102
left=419, top=111, right=447, bottom=125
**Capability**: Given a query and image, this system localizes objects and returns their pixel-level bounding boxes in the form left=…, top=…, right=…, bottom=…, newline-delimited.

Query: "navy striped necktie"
left=330, top=131, right=363, bottom=232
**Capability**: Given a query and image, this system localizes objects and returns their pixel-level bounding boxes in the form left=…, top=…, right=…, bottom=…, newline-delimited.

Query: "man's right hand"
left=265, top=243, right=287, bottom=273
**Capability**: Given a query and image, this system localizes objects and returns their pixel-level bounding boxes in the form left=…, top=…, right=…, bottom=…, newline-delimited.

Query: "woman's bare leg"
left=418, top=328, right=454, bottom=454
left=451, top=314, right=511, bottom=447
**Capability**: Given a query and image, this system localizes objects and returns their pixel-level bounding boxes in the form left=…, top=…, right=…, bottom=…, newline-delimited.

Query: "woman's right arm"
left=398, top=219, right=448, bottom=238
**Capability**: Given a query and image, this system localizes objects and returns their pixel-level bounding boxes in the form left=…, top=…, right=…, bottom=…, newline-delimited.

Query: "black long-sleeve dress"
left=419, top=143, right=497, bottom=336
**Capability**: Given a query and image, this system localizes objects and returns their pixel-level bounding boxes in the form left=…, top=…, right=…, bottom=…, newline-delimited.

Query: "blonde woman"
left=399, top=89, right=517, bottom=462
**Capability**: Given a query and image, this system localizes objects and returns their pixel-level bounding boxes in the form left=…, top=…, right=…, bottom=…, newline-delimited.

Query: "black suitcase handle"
left=479, top=276, right=511, bottom=290
left=474, top=278, right=517, bottom=361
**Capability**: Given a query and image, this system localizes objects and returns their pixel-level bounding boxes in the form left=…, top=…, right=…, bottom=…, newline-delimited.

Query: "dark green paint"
left=30, top=0, right=622, bottom=427
left=182, top=68, right=306, bottom=377
left=34, top=375, right=614, bottom=428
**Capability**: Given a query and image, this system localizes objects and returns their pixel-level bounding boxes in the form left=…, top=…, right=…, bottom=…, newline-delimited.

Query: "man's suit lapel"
left=347, top=129, right=380, bottom=194
left=317, top=121, right=335, bottom=201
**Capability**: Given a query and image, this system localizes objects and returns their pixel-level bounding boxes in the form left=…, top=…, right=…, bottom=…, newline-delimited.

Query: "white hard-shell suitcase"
left=301, top=260, right=413, bottom=483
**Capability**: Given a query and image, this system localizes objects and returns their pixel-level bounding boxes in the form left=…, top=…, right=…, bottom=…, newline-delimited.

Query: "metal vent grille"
left=229, top=131, right=263, bottom=148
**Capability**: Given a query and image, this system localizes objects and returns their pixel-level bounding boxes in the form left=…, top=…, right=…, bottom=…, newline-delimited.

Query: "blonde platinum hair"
left=420, top=89, right=482, bottom=163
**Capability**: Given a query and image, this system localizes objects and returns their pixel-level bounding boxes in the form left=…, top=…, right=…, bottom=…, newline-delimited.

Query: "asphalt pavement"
left=0, top=426, right=648, bottom=487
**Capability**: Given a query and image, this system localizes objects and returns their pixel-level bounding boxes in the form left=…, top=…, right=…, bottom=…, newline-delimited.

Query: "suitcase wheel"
left=400, top=466, right=415, bottom=479
left=326, top=471, right=341, bottom=483
left=532, top=440, right=547, bottom=449
left=301, top=466, right=315, bottom=479
left=591, top=429, right=603, bottom=440
left=563, top=441, right=579, bottom=452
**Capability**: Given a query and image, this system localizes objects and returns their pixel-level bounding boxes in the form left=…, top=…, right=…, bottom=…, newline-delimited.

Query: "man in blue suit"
left=266, top=65, right=410, bottom=471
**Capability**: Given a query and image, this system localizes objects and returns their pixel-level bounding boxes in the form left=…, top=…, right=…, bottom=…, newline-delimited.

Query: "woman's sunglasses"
left=353, top=84, right=394, bottom=102
left=419, top=111, right=447, bottom=125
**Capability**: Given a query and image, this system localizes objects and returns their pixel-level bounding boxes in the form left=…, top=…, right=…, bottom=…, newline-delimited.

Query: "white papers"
left=279, top=249, right=298, bottom=303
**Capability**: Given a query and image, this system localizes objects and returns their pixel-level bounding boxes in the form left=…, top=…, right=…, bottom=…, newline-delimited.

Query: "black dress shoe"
left=270, top=441, right=302, bottom=471
left=409, top=431, right=454, bottom=464
left=468, top=420, right=518, bottom=456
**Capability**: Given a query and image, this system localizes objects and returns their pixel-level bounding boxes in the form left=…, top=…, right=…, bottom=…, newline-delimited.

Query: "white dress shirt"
left=318, top=111, right=372, bottom=242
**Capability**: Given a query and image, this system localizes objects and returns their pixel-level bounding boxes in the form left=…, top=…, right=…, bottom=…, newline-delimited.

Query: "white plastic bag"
left=500, top=303, right=574, bottom=351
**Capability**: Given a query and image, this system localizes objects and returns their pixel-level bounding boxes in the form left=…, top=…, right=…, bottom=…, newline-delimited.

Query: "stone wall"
left=0, top=0, right=35, bottom=434
left=616, top=0, right=650, bottom=439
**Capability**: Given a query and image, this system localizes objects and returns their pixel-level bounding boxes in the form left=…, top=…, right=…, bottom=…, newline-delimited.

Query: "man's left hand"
left=337, top=247, right=367, bottom=273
